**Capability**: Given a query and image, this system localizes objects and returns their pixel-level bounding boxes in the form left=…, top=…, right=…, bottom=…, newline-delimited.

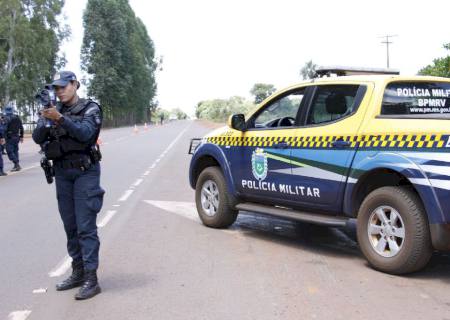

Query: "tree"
left=0, top=0, right=68, bottom=116
left=418, top=43, right=450, bottom=78
left=300, top=60, right=317, bottom=80
left=250, top=83, right=276, bottom=104
left=154, top=107, right=169, bottom=123
left=81, top=0, right=157, bottom=126
left=171, top=108, right=188, bottom=120
left=196, top=96, right=255, bottom=122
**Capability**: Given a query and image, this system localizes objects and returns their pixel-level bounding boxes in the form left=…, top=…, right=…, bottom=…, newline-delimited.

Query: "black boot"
left=0, top=170, right=6, bottom=176
left=75, top=269, right=101, bottom=300
left=11, top=163, right=21, bottom=172
left=56, top=261, right=85, bottom=291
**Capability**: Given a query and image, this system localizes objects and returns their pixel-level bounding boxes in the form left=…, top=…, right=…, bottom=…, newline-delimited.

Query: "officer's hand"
left=41, top=107, right=63, bottom=121
left=0, top=138, right=4, bottom=145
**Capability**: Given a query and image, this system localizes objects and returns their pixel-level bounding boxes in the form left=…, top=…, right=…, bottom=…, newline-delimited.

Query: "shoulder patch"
left=85, top=105, right=100, bottom=116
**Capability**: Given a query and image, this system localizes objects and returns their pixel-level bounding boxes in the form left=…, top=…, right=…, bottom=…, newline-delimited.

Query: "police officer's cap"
left=51, top=71, right=80, bottom=89
left=4, top=105, right=13, bottom=115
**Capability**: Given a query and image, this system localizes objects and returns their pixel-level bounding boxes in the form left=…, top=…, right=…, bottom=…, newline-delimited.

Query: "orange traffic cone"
left=133, top=124, right=139, bottom=134
left=144, top=123, right=149, bottom=131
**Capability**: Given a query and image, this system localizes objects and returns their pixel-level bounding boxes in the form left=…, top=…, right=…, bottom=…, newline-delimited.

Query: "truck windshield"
left=382, top=82, right=450, bottom=116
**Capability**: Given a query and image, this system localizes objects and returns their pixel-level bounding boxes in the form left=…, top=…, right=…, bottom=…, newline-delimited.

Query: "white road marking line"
left=113, top=204, right=120, bottom=207
left=165, top=126, right=190, bottom=151
left=4, top=163, right=40, bottom=176
left=97, top=210, right=117, bottom=228
left=118, top=189, right=134, bottom=202
left=147, top=125, right=190, bottom=171
left=8, top=310, right=32, bottom=320
left=133, top=178, right=144, bottom=187
left=32, top=288, right=47, bottom=294
left=143, top=171, right=150, bottom=176
left=144, top=200, right=242, bottom=235
left=144, top=200, right=200, bottom=222
left=48, top=255, right=71, bottom=278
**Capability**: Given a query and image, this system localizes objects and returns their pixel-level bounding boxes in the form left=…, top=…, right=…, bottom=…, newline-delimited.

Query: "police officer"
left=0, top=114, right=6, bottom=176
left=4, top=105, right=24, bottom=171
left=0, top=113, right=7, bottom=156
left=32, top=71, right=104, bottom=300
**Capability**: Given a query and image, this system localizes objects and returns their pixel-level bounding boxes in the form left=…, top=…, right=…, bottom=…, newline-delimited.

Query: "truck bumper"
left=430, top=223, right=450, bottom=251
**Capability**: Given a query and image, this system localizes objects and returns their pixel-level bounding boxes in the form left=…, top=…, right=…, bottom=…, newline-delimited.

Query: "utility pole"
left=380, top=35, right=397, bottom=68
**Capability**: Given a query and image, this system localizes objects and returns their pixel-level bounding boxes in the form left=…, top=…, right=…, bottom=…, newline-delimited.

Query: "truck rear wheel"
left=195, top=166, right=238, bottom=228
left=357, top=186, right=432, bottom=274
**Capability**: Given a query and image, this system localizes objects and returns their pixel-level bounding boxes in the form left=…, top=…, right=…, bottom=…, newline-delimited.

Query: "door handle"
left=273, top=142, right=290, bottom=149
left=331, top=140, right=351, bottom=148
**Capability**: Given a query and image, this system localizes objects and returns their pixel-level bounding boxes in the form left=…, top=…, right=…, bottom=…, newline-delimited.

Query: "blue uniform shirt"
left=32, top=100, right=101, bottom=146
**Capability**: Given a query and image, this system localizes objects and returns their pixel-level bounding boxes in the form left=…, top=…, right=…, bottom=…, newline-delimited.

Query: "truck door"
left=285, top=83, right=373, bottom=213
left=230, top=87, right=309, bottom=204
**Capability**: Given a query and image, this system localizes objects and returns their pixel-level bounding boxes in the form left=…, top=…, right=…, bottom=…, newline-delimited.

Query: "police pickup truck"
left=189, top=68, right=450, bottom=274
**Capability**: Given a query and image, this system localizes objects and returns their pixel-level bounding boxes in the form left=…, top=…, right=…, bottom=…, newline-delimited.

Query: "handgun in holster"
left=40, top=156, right=55, bottom=184
left=89, top=144, right=102, bottom=163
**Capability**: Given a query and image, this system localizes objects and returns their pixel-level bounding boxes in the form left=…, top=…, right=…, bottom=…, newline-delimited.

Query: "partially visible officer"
left=0, top=113, right=7, bottom=156
left=32, top=71, right=105, bottom=300
left=0, top=113, right=6, bottom=176
left=4, top=105, right=24, bottom=171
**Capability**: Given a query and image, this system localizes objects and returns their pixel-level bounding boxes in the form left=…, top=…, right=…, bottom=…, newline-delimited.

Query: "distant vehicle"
left=189, top=69, right=450, bottom=274
left=169, top=114, right=177, bottom=121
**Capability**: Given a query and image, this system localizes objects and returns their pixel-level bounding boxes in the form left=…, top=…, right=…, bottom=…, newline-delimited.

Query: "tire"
left=357, top=186, right=432, bottom=274
left=195, top=166, right=238, bottom=228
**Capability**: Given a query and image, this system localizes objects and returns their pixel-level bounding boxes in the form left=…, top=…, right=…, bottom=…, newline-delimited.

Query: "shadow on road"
left=409, top=253, right=450, bottom=280
left=234, top=212, right=361, bottom=258
left=234, top=212, right=450, bottom=280
left=101, top=272, right=155, bottom=292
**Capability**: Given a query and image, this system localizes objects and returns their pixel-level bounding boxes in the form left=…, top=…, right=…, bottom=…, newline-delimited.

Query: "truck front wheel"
left=357, top=186, right=432, bottom=274
left=195, top=166, right=238, bottom=228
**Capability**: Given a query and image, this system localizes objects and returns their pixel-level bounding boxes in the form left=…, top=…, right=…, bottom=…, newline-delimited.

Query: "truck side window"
left=252, top=89, right=305, bottom=129
left=307, top=85, right=360, bottom=125
left=382, top=82, right=450, bottom=116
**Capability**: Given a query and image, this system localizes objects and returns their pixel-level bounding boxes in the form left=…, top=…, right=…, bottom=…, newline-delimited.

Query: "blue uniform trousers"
left=55, top=162, right=105, bottom=270
left=0, top=146, right=3, bottom=170
left=6, top=136, right=20, bottom=164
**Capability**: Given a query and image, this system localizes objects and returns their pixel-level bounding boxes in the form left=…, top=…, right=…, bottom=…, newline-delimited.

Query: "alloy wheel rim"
left=367, top=206, right=406, bottom=258
left=200, top=180, right=220, bottom=217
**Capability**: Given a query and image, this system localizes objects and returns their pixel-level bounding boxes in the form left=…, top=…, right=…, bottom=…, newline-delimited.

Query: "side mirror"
left=228, top=114, right=246, bottom=131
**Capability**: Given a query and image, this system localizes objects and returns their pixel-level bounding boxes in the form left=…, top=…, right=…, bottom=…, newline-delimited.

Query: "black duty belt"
left=6, top=132, right=20, bottom=138
left=54, top=156, right=93, bottom=171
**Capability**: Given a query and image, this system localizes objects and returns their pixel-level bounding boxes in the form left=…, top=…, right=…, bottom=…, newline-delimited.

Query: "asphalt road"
left=1, top=120, right=449, bottom=320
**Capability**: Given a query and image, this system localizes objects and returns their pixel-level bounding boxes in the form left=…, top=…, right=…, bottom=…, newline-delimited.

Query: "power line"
left=380, top=35, right=398, bottom=68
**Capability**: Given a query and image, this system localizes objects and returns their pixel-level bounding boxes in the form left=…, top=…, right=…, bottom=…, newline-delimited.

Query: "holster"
left=40, top=157, right=55, bottom=184
left=89, top=144, right=102, bottom=163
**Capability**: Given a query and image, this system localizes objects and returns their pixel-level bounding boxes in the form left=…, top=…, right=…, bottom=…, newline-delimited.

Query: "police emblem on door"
left=252, top=148, right=268, bottom=181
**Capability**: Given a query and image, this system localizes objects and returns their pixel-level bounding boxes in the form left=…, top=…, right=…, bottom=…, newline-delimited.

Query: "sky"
left=61, top=0, right=450, bottom=116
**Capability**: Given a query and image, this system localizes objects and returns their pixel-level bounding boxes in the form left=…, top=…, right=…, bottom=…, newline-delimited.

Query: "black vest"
left=5, top=115, right=22, bottom=137
left=46, top=98, right=101, bottom=159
